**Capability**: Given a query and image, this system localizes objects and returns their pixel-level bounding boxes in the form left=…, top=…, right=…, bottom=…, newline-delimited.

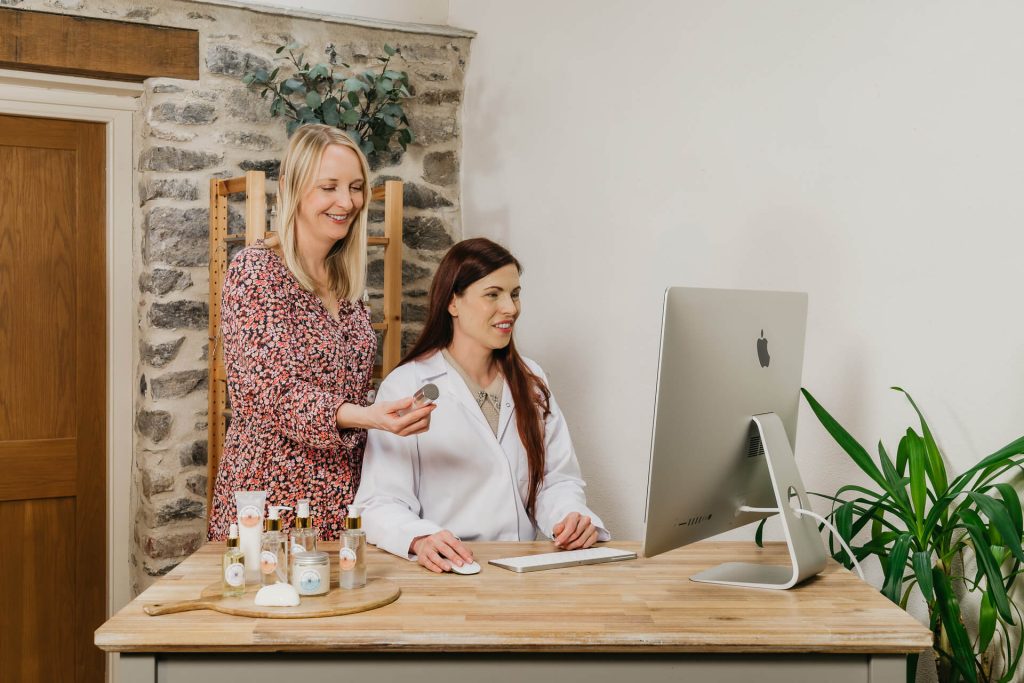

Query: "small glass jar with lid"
left=290, top=551, right=330, bottom=596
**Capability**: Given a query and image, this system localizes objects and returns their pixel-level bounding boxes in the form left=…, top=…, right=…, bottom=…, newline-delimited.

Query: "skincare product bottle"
left=260, top=505, right=292, bottom=586
left=339, top=505, right=366, bottom=589
left=290, top=551, right=330, bottom=596
left=222, top=523, right=246, bottom=598
left=234, top=490, right=267, bottom=582
left=291, top=499, right=317, bottom=554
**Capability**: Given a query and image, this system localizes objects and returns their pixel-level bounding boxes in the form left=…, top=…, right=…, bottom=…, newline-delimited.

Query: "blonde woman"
left=208, top=124, right=435, bottom=541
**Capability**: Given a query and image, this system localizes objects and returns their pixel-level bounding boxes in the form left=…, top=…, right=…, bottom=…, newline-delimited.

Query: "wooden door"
left=0, top=114, right=106, bottom=682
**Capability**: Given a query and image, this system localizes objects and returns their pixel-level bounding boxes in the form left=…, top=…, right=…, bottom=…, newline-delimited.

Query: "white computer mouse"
left=447, top=560, right=481, bottom=575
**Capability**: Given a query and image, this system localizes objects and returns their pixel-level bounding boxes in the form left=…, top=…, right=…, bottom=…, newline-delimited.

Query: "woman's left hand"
left=552, top=512, right=598, bottom=550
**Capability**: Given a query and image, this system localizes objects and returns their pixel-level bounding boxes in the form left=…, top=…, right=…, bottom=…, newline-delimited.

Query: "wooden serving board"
left=143, top=577, right=400, bottom=619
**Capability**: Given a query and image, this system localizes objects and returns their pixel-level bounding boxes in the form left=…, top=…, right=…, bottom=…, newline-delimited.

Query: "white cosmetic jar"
left=290, top=551, right=330, bottom=596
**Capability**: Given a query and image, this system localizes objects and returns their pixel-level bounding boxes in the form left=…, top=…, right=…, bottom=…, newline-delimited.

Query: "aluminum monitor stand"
left=691, top=413, right=828, bottom=590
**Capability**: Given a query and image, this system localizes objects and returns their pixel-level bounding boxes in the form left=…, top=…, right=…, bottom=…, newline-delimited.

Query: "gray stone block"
left=149, top=301, right=209, bottom=329
left=401, top=301, right=429, bottom=323
left=206, top=44, right=271, bottom=79
left=220, top=131, right=276, bottom=151
left=144, top=207, right=209, bottom=267
left=140, top=337, right=186, bottom=368
left=141, top=146, right=222, bottom=172
left=144, top=531, right=204, bottom=560
left=154, top=497, right=205, bottom=524
left=181, top=440, right=208, bottom=468
left=186, top=473, right=208, bottom=497
left=139, top=178, right=200, bottom=203
left=151, top=102, right=217, bottom=125
left=423, top=150, right=458, bottom=186
left=141, top=468, right=174, bottom=498
left=239, top=159, right=280, bottom=180
left=136, top=410, right=172, bottom=442
left=139, top=268, right=193, bottom=295
left=418, top=89, right=461, bottom=105
left=151, top=369, right=208, bottom=399
left=403, top=216, right=453, bottom=250
left=366, top=258, right=432, bottom=288
left=408, top=113, right=458, bottom=145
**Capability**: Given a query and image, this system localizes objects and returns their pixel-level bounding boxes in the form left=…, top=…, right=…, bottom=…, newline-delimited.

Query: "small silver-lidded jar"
left=290, top=551, right=330, bottom=596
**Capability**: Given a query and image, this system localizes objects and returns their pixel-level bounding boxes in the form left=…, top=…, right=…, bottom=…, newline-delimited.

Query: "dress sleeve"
left=222, top=251, right=357, bottom=450
left=354, top=372, right=442, bottom=559
left=529, top=365, right=612, bottom=541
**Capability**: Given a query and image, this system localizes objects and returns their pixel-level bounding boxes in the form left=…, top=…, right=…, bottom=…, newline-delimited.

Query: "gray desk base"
left=119, top=652, right=907, bottom=683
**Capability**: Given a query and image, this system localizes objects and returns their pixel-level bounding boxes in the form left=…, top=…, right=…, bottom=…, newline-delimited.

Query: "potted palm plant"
left=758, top=388, right=1024, bottom=682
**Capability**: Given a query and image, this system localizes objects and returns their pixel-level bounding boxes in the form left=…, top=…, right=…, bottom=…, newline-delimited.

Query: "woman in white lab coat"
left=354, top=238, right=610, bottom=572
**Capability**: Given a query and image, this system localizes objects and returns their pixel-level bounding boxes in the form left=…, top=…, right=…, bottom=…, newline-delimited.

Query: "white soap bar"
left=254, top=581, right=301, bottom=607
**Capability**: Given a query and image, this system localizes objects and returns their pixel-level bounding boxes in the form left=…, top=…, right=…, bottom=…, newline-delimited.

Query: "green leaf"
left=911, top=551, right=933, bottom=602
left=955, top=436, right=1024, bottom=490
left=281, top=78, right=302, bottom=95
left=904, top=429, right=927, bottom=535
left=341, top=109, right=360, bottom=126
left=382, top=70, right=405, bottom=80
left=344, top=77, right=369, bottom=93
left=754, top=518, right=766, bottom=547
left=347, top=91, right=361, bottom=107
left=882, top=533, right=913, bottom=603
left=933, top=568, right=979, bottom=683
left=305, top=91, right=322, bottom=109
left=801, top=389, right=890, bottom=494
left=960, top=509, right=1014, bottom=622
left=993, top=482, right=1023, bottom=541
left=308, top=64, right=329, bottom=80
left=978, top=592, right=996, bottom=657
left=834, top=502, right=854, bottom=566
left=968, top=492, right=1024, bottom=563
left=892, top=387, right=948, bottom=493
left=275, top=45, right=287, bottom=54
left=242, top=74, right=255, bottom=85
left=321, top=97, right=340, bottom=126
left=383, top=43, right=397, bottom=56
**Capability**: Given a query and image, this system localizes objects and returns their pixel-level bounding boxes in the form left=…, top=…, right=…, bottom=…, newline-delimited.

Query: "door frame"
left=0, top=67, right=141, bottom=682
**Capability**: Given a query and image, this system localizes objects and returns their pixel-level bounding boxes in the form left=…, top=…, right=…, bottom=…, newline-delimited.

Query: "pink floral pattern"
left=207, top=247, right=376, bottom=541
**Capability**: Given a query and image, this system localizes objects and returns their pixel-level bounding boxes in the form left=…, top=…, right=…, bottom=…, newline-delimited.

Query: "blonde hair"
left=270, top=124, right=370, bottom=303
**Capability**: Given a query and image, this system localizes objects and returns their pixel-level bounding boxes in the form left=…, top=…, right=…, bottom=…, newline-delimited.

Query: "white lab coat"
left=354, top=350, right=610, bottom=559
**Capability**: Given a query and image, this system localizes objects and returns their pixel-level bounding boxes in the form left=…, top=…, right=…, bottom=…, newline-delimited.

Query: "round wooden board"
left=144, top=577, right=400, bottom=619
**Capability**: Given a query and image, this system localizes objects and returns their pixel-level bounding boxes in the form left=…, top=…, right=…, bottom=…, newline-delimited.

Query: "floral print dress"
left=207, top=247, right=376, bottom=541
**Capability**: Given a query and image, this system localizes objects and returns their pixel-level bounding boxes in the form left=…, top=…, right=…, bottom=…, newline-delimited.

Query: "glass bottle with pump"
left=291, top=499, right=317, bottom=554
left=340, top=505, right=366, bottom=589
left=222, top=523, right=246, bottom=597
left=260, top=505, right=291, bottom=586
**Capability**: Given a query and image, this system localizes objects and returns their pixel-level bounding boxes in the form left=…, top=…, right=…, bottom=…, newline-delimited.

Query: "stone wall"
left=10, top=0, right=468, bottom=594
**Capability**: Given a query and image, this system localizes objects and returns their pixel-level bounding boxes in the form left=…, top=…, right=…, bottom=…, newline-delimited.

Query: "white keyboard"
left=489, top=546, right=637, bottom=573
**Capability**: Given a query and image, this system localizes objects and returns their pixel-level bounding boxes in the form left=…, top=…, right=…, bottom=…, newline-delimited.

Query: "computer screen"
left=641, top=287, right=827, bottom=589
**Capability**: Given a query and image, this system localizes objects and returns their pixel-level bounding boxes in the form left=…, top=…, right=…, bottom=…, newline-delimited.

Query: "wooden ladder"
left=206, top=171, right=403, bottom=516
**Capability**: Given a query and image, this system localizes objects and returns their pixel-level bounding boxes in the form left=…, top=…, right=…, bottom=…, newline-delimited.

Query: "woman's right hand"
left=337, top=396, right=434, bottom=436
left=410, top=530, right=474, bottom=573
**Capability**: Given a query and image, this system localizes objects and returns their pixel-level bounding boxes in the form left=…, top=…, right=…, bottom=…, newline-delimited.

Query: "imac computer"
left=641, top=287, right=828, bottom=590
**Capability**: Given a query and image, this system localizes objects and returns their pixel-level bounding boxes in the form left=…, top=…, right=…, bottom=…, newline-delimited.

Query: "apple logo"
left=757, top=330, right=770, bottom=368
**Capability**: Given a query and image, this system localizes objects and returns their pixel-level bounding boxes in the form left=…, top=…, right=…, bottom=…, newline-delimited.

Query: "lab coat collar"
left=413, top=351, right=516, bottom=440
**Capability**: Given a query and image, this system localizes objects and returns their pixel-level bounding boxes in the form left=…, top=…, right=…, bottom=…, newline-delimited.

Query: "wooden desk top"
left=95, top=541, right=932, bottom=655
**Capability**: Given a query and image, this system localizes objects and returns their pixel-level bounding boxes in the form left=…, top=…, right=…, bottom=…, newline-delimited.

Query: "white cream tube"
left=234, top=490, right=266, bottom=582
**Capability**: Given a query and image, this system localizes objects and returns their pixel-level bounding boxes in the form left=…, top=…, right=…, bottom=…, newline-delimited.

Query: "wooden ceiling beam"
left=0, top=8, right=198, bottom=82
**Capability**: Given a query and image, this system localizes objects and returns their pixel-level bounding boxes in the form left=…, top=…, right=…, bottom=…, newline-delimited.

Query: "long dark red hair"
left=402, top=238, right=551, bottom=516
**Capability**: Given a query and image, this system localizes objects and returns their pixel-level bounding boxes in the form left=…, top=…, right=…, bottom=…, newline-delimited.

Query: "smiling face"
left=448, top=263, right=522, bottom=353
left=295, top=143, right=366, bottom=251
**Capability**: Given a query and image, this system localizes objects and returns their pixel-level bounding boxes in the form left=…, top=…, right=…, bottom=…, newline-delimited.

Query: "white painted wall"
left=222, top=0, right=449, bottom=26
left=449, top=1, right=1024, bottom=551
